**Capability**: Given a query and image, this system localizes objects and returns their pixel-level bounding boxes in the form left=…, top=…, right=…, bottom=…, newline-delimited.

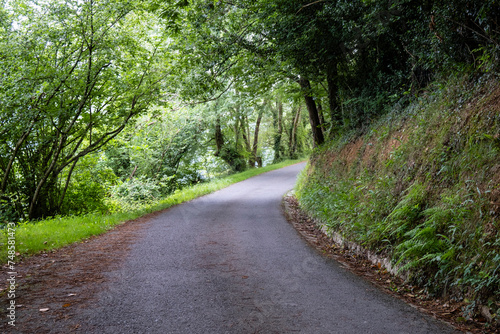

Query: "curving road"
left=76, top=162, right=458, bottom=333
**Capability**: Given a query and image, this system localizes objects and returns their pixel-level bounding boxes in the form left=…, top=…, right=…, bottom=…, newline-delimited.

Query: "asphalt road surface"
left=76, top=162, right=458, bottom=333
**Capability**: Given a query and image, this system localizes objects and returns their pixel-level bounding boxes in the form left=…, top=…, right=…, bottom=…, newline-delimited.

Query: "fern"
left=380, top=182, right=427, bottom=242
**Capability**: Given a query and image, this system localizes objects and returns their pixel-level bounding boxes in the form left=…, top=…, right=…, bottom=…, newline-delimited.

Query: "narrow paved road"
left=77, top=163, right=457, bottom=333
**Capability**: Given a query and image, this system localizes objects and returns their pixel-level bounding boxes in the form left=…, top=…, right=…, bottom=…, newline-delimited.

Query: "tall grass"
left=0, top=159, right=302, bottom=263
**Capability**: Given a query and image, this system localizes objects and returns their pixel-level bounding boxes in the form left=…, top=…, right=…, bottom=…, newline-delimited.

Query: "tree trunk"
left=240, top=116, right=251, bottom=153
left=129, top=165, right=138, bottom=179
left=214, top=116, right=224, bottom=157
left=273, top=100, right=284, bottom=163
left=232, top=105, right=241, bottom=150
left=317, top=100, right=326, bottom=129
left=234, top=117, right=240, bottom=150
left=327, top=65, right=342, bottom=130
left=29, top=135, right=66, bottom=219
left=57, top=158, right=79, bottom=211
left=298, top=77, right=324, bottom=146
left=289, top=105, right=301, bottom=159
left=250, top=110, right=263, bottom=167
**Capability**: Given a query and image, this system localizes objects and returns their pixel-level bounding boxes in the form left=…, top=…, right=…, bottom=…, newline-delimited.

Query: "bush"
left=110, top=176, right=161, bottom=211
left=59, top=155, right=117, bottom=216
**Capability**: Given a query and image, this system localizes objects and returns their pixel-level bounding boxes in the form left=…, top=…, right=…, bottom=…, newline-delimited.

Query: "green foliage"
left=60, top=156, right=117, bottom=216
left=218, top=146, right=247, bottom=172
left=380, top=183, right=427, bottom=243
left=0, top=0, right=171, bottom=219
left=105, top=145, right=132, bottom=180
left=103, top=105, right=207, bottom=184
left=296, top=74, right=500, bottom=316
left=0, top=193, right=24, bottom=224
left=162, top=0, right=499, bottom=136
left=111, top=177, right=161, bottom=209
left=394, top=191, right=469, bottom=289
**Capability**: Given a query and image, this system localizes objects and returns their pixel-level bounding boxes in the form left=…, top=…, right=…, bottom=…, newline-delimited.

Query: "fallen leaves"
left=282, top=194, right=499, bottom=333
left=0, top=211, right=156, bottom=333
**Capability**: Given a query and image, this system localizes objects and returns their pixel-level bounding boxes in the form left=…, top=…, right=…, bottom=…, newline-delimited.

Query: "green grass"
left=0, top=159, right=303, bottom=263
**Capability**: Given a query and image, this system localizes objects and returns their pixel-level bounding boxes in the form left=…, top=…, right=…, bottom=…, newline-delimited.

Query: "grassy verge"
left=0, top=159, right=303, bottom=263
left=296, top=73, right=500, bottom=322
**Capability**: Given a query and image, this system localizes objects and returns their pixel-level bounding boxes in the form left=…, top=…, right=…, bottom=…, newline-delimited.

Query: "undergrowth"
left=296, top=73, right=500, bottom=322
left=0, top=159, right=302, bottom=263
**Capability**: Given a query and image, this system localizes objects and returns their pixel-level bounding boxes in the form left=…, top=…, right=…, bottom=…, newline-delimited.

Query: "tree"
left=272, top=98, right=284, bottom=163
left=288, top=104, right=302, bottom=159
left=298, top=78, right=324, bottom=146
left=151, top=0, right=329, bottom=145
left=0, top=0, right=171, bottom=219
left=211, top=90, right=256, bottom=172
left=248, top=106, right=263, bottom=167
left=101, top=103, right=206, bottom=198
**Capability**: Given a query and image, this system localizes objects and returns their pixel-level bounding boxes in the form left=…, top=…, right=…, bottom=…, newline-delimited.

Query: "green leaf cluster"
left=0, top=0, right=171, bottom=220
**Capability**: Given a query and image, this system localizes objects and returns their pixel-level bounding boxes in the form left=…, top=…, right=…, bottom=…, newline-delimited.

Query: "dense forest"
left=1, top=0, right=500, bottom=324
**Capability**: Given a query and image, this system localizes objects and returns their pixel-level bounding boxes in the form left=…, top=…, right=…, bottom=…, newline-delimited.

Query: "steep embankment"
left=296, top=75, right=500, bottom=324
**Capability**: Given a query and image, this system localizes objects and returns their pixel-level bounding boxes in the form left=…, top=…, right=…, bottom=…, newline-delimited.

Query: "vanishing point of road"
left=75, top=162, right=458, bottom=333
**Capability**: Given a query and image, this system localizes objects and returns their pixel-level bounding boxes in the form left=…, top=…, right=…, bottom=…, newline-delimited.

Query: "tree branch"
left=297, top=0, right=327, bottom=14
